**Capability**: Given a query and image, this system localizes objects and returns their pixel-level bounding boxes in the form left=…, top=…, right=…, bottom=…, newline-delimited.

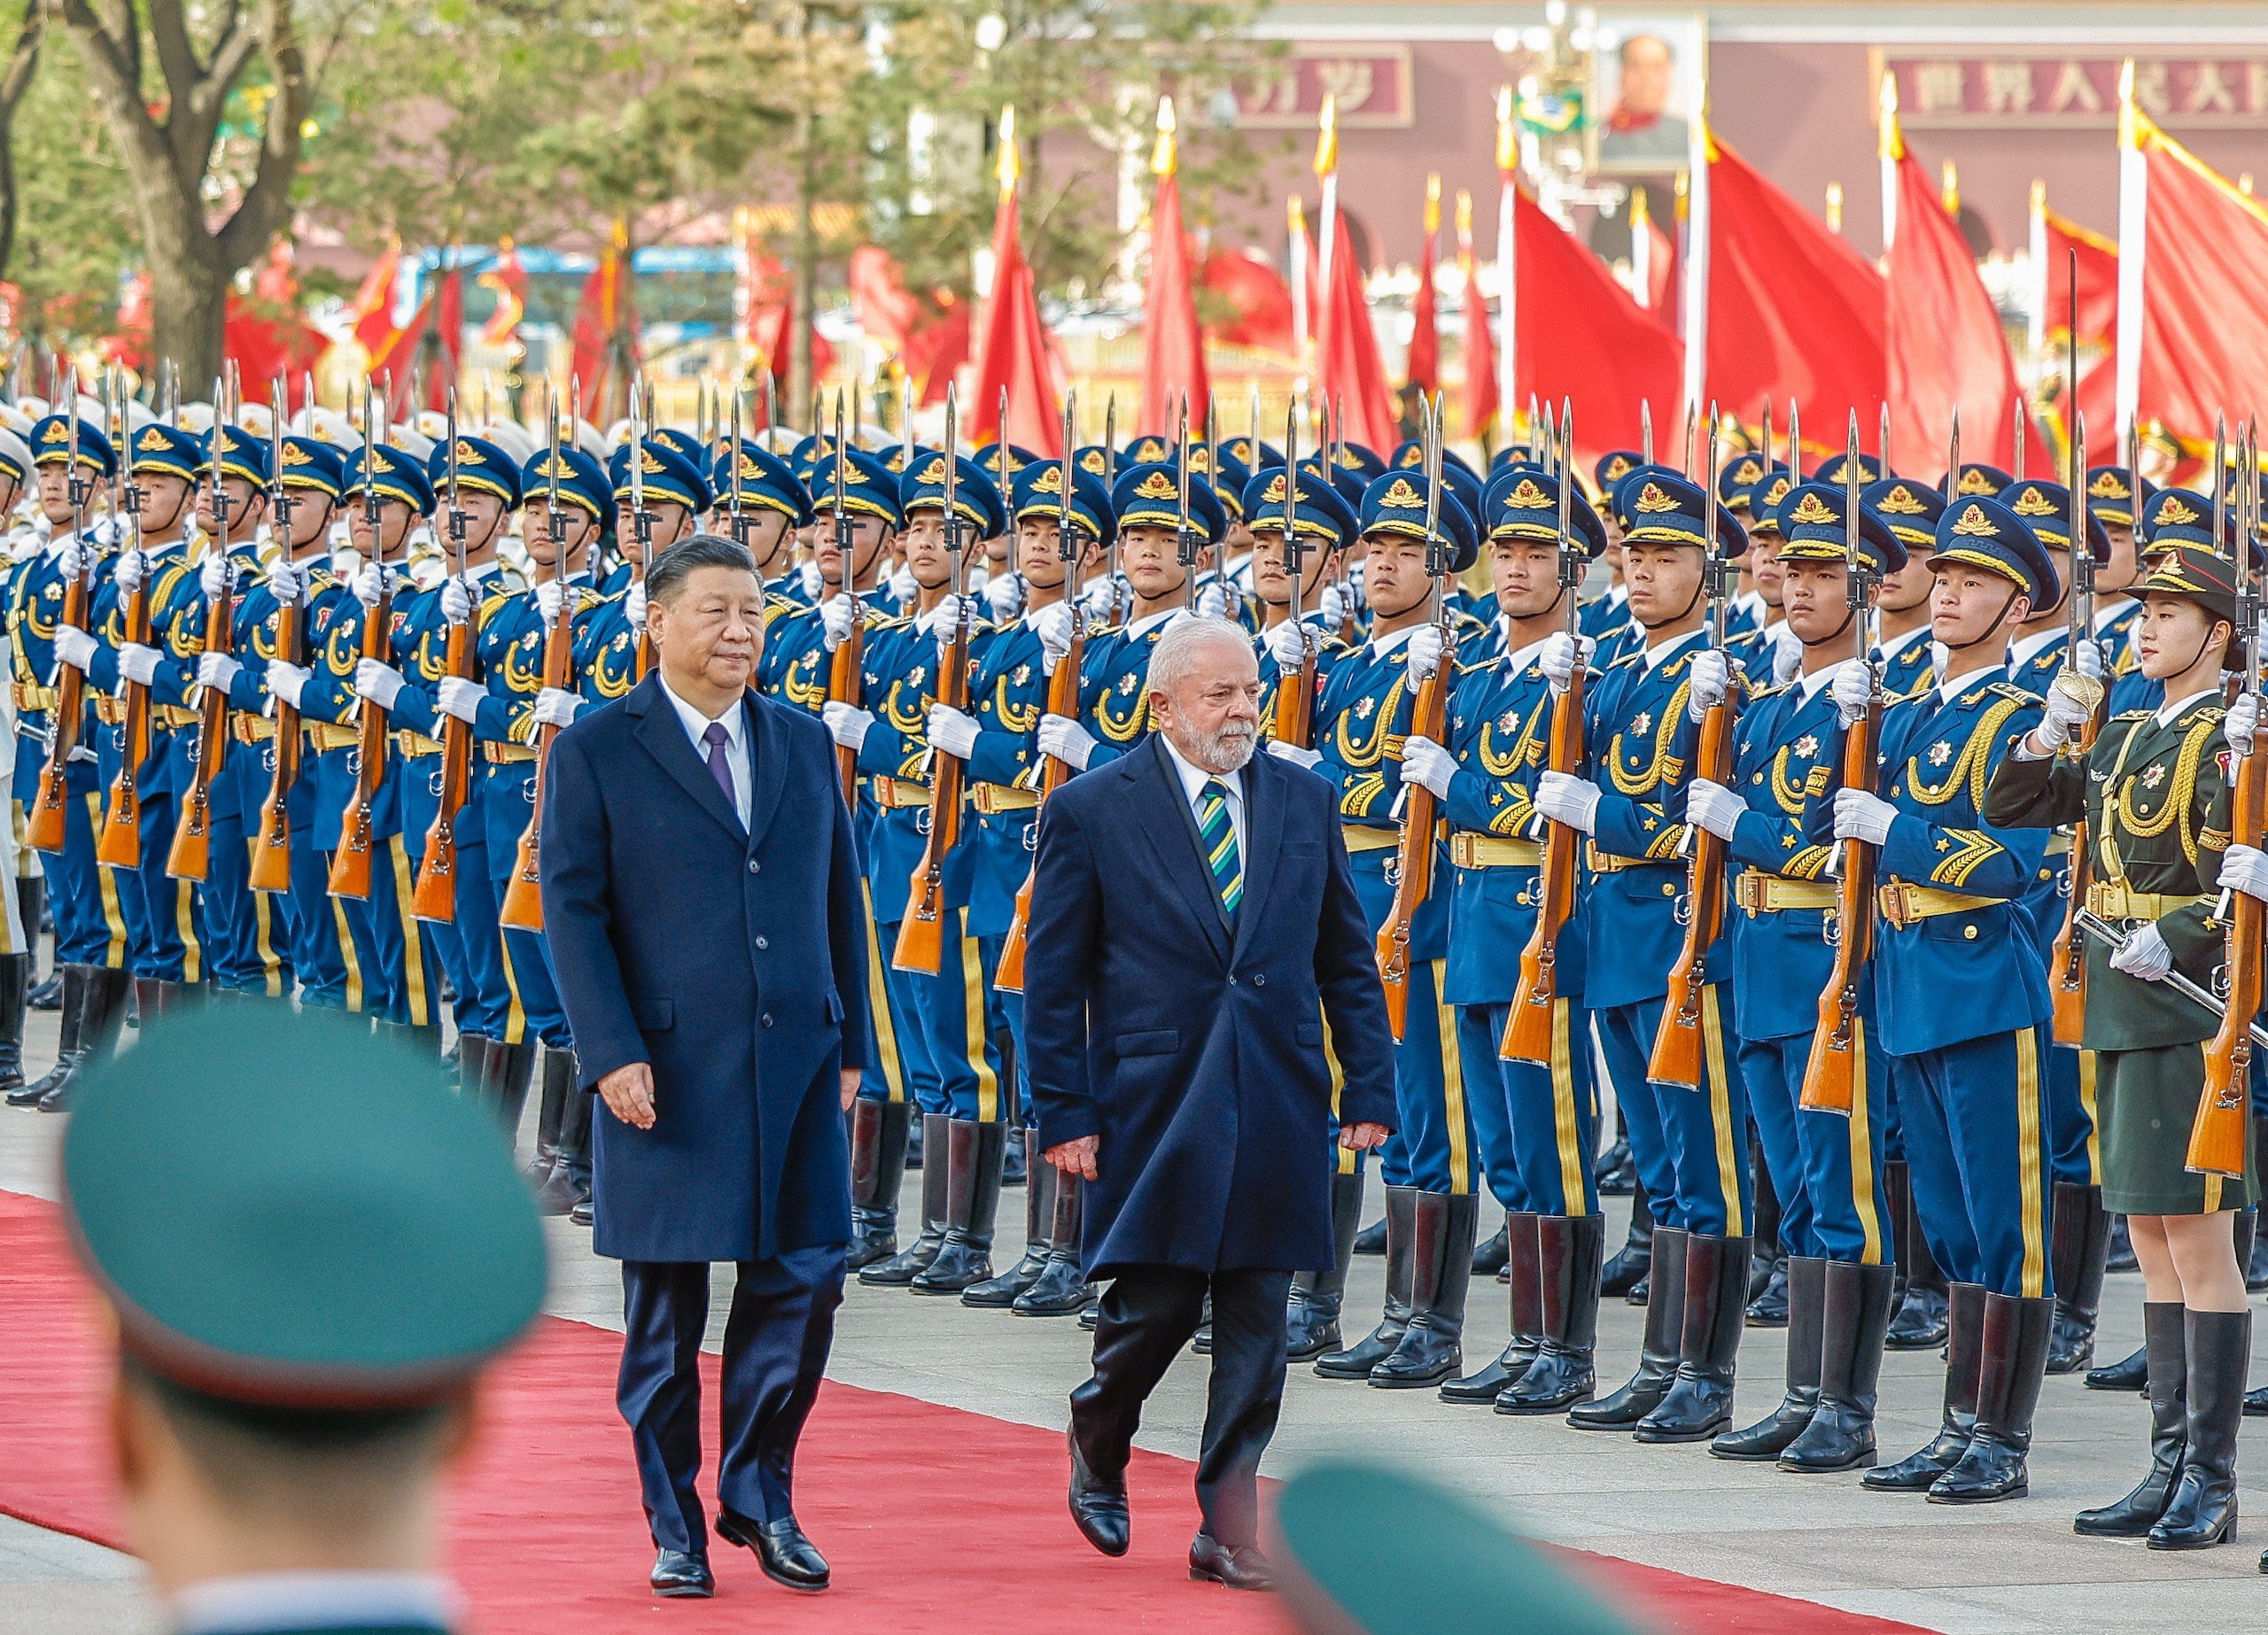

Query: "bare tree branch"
left=145, top=0, right=203, bottom=105
left=213, top=0, right=308, bottom=266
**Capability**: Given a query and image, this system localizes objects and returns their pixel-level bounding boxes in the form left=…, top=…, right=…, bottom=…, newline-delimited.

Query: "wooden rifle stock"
left=1270, top=642, right=1318, bottom=748
left=96, top=567, right=154, bottom=869
left=827, top=614, right=863, bottom=811
left=28, top=557, right=95, bottom=856
left=1375, top=656, right=1449, bottom=1042
left=1798, top=700, right=1881, bottom=1114
left=994, top=621, right=1083, bottom=996
left=498, top=599, right=575, bottom=933
left=248, top=591, right=303, bottom=894
left=412, top=616, right=475, bottom=923
left=2190, top=733, right=2265, bottom=1178
left=2048, top=700, right=2108, bottom=1044
left=326, top=581, right=392, bottom=900
left=167, top=564, right=235, bottom=881
left=1649, top=688, right=1737, bottom=1088
left=1502, top=665, right=1585, bottom=1065
left=891, top=612, right=971, bottom=975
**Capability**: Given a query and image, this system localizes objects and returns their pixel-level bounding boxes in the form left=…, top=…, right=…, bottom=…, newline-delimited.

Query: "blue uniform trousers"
left=979, top=934, right=1033, bottom=1123
left=2047, top=1043, right=2100, bottom=1188
left=617, top=1248, right=846, bottom=1556
left=203, top=752, right=291, bottom=996
left=1737, top=1028, right=1893, bottom=1265
left=400, top=754, right=511, bottom=1041
left=48, top=786, right=128, bottom=970
left=1457, top=998, right=1597, bottom=1217
left=1890, top=1026, right=2056, bottom=1299
left=106, top=788, right=204, bottom=983
left=342, top=832, right=441, bottom=1028
left=850, top=880, right=911, bottom=1106
left=897, top=906, right=1006, bottom=1122
left=1593, top=992, right=1751, bottom=1237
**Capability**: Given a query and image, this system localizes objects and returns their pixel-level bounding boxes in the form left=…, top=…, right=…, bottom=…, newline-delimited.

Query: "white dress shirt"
left=658, top=674, right=751, bottom=826
left=1159, top=733, right=1248, bottom=865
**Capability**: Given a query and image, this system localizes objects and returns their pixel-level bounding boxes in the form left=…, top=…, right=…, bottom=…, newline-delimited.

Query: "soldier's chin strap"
left=1943, top=582, right=2027, bottom=651
left=2158, top=616, right=2231, bottom=686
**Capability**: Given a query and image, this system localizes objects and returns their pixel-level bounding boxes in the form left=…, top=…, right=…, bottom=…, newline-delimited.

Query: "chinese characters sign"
left=1236, top=44, right=1414, bottom=129
left=1884, top=53, right=2268, bottom=128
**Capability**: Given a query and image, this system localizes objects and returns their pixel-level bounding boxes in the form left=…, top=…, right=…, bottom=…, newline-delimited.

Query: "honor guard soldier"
left=1301, top=466, right=1485, bottom=1392
left=1726, top=466, right=1797, bottom=686
left=2085, top=465, right=2151, bottom=688
left=64, top=1009, right=546, bottom=1635
left=834, top=453, right=1006, bottom=1294
left=761, top=447, right=897, bottom=717
left=12, top=411, right=128, bottom=1111
left=1865, top=477, right=1947, bottom=701
left=1819, top=492, right=2056, bottom=1507
left=1989, top=543, right=2250, bottom=1550
left=0, top=421, right=33, bottom=1096
left=2112, top=487, right=2228, bottom=717
left=1581, top=451, right=1643, bottom=655
left=1679, top=482, right=1906, bottom=1472
left=1407, top=467, right=1611, bottom=1416
left=1717, top=452, right=1772, bottom=638
left=1250, top=463, right=1359, bottom=746
left=712, top=438, right=813, bottom=608
left=579, top=438, right=713, bottom=707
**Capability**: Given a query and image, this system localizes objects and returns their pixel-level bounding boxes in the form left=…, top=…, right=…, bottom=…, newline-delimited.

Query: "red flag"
left=1885, top=128, right=2031, bottom=471
left=907, top=300, right=971, bottom=407
left=478, top=240, right=528, bottom=348
left=350, top=242, right=403, bottom=360
left=969, top=112, right=1064, bottom=457
left=849, top=245, right=920, bottom=349
left=1314, top=208, right=1398, bottom=452
left=571, top=225, right=638, bottom=420
left=2039, top=198, right=2117, bottom=351
left=416, top=267, right=464, bottom=412
left=1406, top=176, right=1441, bottom=394
left=1456, top=190, right=1496, bottom=442
left=1199, top=250, right=1294, bottom=353
left=1512, top=186, right=1682, bottom=465
left=1136, top=101, right=1208, bottom=437
left=1704, top=133, right=1886, bottom=458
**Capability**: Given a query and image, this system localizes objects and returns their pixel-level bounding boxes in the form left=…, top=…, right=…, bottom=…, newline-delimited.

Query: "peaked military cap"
left=1073, top=444, right=1115, bottom=482
left=431, top=432, right=523, bottom=508
left=1298, top=453, right=1370, bottom=509
left=809, top=447, right=904, bottom=528
left=0, top=423, right=34, bottom=486
left=1594, top=449, right=1644, bottom=492
left=520, top=444, right=610, bottom=521
left=1111, top=459, right=1225, bottom=546
left=1996, top=479, right=2111, bottom=562
left=711, top=440, right=812, bottom=527
left=1489, top=442, right=1538, bottom=473
left=1010, top=460, right=1115, bottom=546
left=1714, top=452, right=1778, bottom=514
left=1616, top=471, right=1748, bottom=557
left=1862, top=476, right=1947, bottom=549
left=1482, top=467, right=1609, bottom=559
left=1328, top=439, right=1386, bottom=480
left=2084, top=464, right=2154, bottom=528
left=975, top=441, right=1041, bottom=497
left=1607, top=462, right=1683, bottom=530
left=1242, top=463, right=1359, bottom=553
left=1389, top=441, right=1480, bottom=483
left=2138, top=486, right=2229, bottom=551
left=610, top=437, right=712, bottom=514
left=1949, top=461, right=2014, bottom=498
left=62, top=1008, right=546, bottom=1410
left=2132, top=545, right=2239, bottom=626
left=32, top=414, right=117, bottom=477
left=899, top=452, right=1006, bottom=538
left=1773, top=481, right=1907, bottom=574
left=344, top=443, right=437, bottom=516
left=1742, top=468, right=1798, bottom=535
left=276, top=435, right=346, bottom=501
left=1207, top=449, right=1253, bottom=519
left=1218, top=436, right=1284, bottom=472
left=205, top=425, right=272, bottom=489
left=1932, top=494, right=2059, bottom=606
left=644, top=425, right=705, bottom=469
left=1811, top=451, right=1883, bottom=487
left=1120, top=432, right=1176, bottom=467
left=128, top=422, right=202, bottom=484
left=1357, top=469, right=1479, bottom=574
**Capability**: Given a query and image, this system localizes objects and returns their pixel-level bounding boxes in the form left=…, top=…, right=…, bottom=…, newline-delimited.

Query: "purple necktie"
left=702, top=720, right=737, bottom=814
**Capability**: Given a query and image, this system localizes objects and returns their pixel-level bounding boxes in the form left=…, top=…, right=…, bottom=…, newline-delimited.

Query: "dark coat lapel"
left=627, top=673, right=746, bottom=843
left=741, top=690, right=789, bottom=849
left=1231, top=748, right=1282, bottom=963
left=1127, top=737, right=1231, bottom=965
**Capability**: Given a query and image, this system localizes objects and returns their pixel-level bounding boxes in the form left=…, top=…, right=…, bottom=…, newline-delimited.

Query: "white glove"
left=1268, top=740, right=1324, bottom=771
left=2072, top=638, right=2104, bottom=680
left=264, top=659, right=310, bottom=710
left=1540, top=631, right=1592, bottom=696
left=983, top=570, right=1024, bottom=622
left=920, top=593, right=975, bottom=649
left=819, top=593, right=857, bottom=652
left=1033, top=601, right=1076, bottom=674
left=1196, top=581, right=1228, bottom=620
left=2225, top=694, right=2264, bottom=758
left=1832, top=788, right=1898, bottom=846
left=1930, top=640, right=1951, bottom=684
left=2108, top=921, right=2174, bottom=983
left=113, top=549, right=145, bottom=597
left=353, top=658, right=406, bottom=711
left=353, top=562, right=393, bottom=608
left=1036, top=712, right=1098, bottom=771
left=2037, top=670, right=2099, bottom=750
left=52, top=624, right=96, bottom=673
left=1317, top=582, right=1350, bottom=630
left=624, top=580, right=647, bottom=633
left=57, top=539, right=84, bottom=580
left=532, top=576, right=565, bottom=626
left=430, top=574, right=467, bottom=626
left=1686, top=779, right=1746, bottom=842
left=532, top=686, right=582, bottom=729
left=1829, top=657, right=1876, bottom=727
left=2218, top=843, right=2268, bottom=905
left=1772, top=632, right=1803, bottom=687
left=822, top=700, right=874, bottom=750
left=1687, top=648, right=1731, bottom=721
left=117, top=642, right=160, bottom=686
left=888, top=564, right=916, bottom=605
left=268, top=560, right=301, bottom=606
left=927, top=703, right=979, bottom=759
left=435, top=675, right=483, bottom=724
left=1401, top=734, right=1456, bottom=800
left=1267, top=619, right=1317, bottom=674
left=1079, top=576, right=1122, bottom=624
left=198, top=554, right=232, bottom=601
left=1406, top=623, right=1445, bottom=683
left=198, top=651, right=241, bottom=693
left=798, top=560, right=823, bottom=599
left=1535, top=771, right=1602, bottom=834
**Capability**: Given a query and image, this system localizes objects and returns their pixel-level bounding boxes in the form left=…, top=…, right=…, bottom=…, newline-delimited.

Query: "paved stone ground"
left=7, top=997, right=2268, bottom=1632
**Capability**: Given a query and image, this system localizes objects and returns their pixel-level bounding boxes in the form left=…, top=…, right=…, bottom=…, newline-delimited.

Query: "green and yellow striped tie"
left=1197, top=778, right=1242, bottom=918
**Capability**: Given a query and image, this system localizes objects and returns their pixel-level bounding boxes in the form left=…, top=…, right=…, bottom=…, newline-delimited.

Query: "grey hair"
left=1146, top=616, right=1254, bottom=700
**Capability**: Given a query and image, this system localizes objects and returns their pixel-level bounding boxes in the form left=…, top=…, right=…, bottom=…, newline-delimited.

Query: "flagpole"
left=2027, top=180, right=2048, bottom=383
left=1629, top=184, right=1651, bottom=310
left=2115, top=59, right=2147, bottom=446
left=1289, top=196, right=1310, bottom=361
left=1878, top=73, right=1899, bottom=258
left=1495, top=85, right=1518, bottom=445
left=1680, top=116, right=1711, bottom=446
left=1313, top=95, right=1340, bottom=371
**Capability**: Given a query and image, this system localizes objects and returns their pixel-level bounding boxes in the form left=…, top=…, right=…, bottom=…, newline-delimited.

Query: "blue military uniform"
left=1864, top=477, right=1947, bottom=701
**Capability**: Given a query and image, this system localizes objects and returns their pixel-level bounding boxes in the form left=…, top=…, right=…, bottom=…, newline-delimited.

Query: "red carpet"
left=0, top=1189, right=1927, bottom=1632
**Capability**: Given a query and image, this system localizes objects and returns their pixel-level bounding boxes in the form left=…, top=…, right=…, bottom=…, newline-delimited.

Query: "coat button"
left=755, top=936, right=768, bottom=950
left=1254, top=973, right=1267, bottom=988
left=761, top=1012, right=774, bottom=1027
left=748, top=857, right=761, bottom=873
left=1962, top=925, right=1977, bottom=940
left=1663, top=882, right=1676, bottom=896
left=1228, top=974, right=1238, bottom=985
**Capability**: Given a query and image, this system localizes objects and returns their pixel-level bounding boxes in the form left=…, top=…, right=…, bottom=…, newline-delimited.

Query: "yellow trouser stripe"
left=863, top=880, right=904, bottom=1103
left=175, top=879, right=200, bottom=985
left=11, top=798, right=31, bottom=878
left=498, top=927, right=527, bottom=1045
left=1848, top=1016, right=1883, bottom=1266
left=2078, top=1049, right=2101, bottom=1183
left=390, top=837, right=429, bottom=1027
left=2016, top=1029, right=2047, bottom=1299
left=1550, top=997, right=1588, bottom=1218
left=250, top=850, right=282, bottom=996
left=1432, top=959, right=1470, bottom=1195
left=960, top=906, right=998, bottom=1122
left=1702, top=986, right=1744, bottom=1238
left=89, top=796, right=127, bottom=969
left=1324, top=1011, right=1356, bottom=1174
left=332, top=894, right=363, bottom=1013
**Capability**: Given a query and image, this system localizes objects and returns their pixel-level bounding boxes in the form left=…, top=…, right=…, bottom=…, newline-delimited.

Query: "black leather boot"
left=1747, top=1140, right=1786, bottom=1325
left=1497, top=1213, right=1604, bottom=1414
left=964, top=1128, right=1052, bottom=1306
left=848, top=1098, right=913, bottom=1270
left=532, top=1049, right=586, bottom=1215
left=1595, top=1106, right=1636, bottom=1195
left=1599, top=1185, right=1653, bottom=1298
left=1317, top=1185, right=1417, bottom=1379
left=1866, top=1282, right=1987, bottom=1492
left=862, top=1113, right=951, bottom=1284
left=2148, top=1308, right=2248, bottom=1549
left=1441, top=1212, right=1539, bottom=1402
left=1371, top=1190, right=1477, bottom=1387
left=11, top=963, right=84, bottom=1107
left=1886, top=1218, right=1951, bottom=1351
left=1928, top=1291, right=2053, bottom=1504
left=0, top=951, right=29, bottom=1096
left=1782, top=1259, right=1898, bottom=1472
left=2076, top=1303, right=2186, bottom=1537
left=2046, top=1182, right=2109, bottom=1374
left=1287, top=1167, right=1363, bottom=1361
left=134, top=975, right=192, bottom=1028
left=38, top=965, right=128, bottom=1112
left=1713, top=1256, right=1825, bottom=1461
left=2094, top=1344, right=2151, bottom=1394
left=1569, top=1227, right=1687, bottom=1430
left=1636, top=1234, right=1752, bottom=1444
left=1352, top=1214, right=1387, bottom=1255
left=1746, top=1257, right=1792, bottom=1328
left=492, top=1037, right=532, bottom=1135
left=2106, top=1213, right=2138, bottom=1273
left=457, top=1033, right=496, bottom=1106
left=18, top=872, right=44, bottom=988
left=913, top=1120, right=1006, bottom=1293
left=1014, top=1166, right=1095, bottom=1316
left=552, top=1052, right=594, bottom=1222
left=1472, top=1219, right=1511, bottom=1277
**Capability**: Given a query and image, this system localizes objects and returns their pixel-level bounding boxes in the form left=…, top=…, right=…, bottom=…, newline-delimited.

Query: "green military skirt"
left=2095, top=1042, right=2260, bottom=1215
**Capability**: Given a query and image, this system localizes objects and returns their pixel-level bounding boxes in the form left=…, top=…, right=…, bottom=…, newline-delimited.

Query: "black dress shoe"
left=1189, top=1532, right=1273, bottom=1591
left=717, top=1508, right=829, bottom=1591
left=1351, top=1216, right=1388, bottom=1255
left=1068, top=1427, right=1130, bottom=1556
left=569, top=1199, right=593, bottom=1228
left=2089, top=1343, right=2149, bottom=1394
left=649, top=1549, right=713, bottom=1598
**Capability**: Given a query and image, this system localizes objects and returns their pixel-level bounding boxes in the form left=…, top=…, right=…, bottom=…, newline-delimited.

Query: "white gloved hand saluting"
left=1833, top=788, right=1898, bottom=846
left=2108, top=921, right=2174, bottom=982
left=441, top=575, right=475, bottom=626
left=117, top=642, right=160, bottom=687
left=1539, top=631, right=1593, bottom=696
left=927, top=703, right=979, bottom=760
left=263, top=659, right=311, bottom=712
left=1685, top=779, right=1746, bottom=842
left=887, top=564, right=917, bottom=606
left=52, top=624, right=96, bottom=673
left=529, top=576, right=563, bottom=626
left=353, top=657, right=405, bottom=711
left=1079, top=576, right=1122, bottom=624
left=821, top=700, right=873, bottom=751
left=1535, top=771, right=1602, bottom=834
left=56, top=539, right=85, bottom=581
left=799, top=561, right=823, bottom=600
left=113, top=549, right=146, bottom=597
left=1400, top=734, right=1456, bottom=800
left=352, top=562, right=394, bottom=608
left=819, top=593, right=857, bottom=652
left=435, top=675, right=483, bottom=724
left=2218, top=842, right=2268, bottom=905
left=919, top=593, right=975, bottom=650
left=2072, top=637, right=2104, bottom=679
left=198, top=651, right=240, bottom=694
left=1686, top=648, right=1731, bottom=721
left=1405, top=623, right=1445, bottom=684
left=1036, top=712, right=1098, bottom=771
left=1196, top=581, right=1229, bottom=621
left=1316, top=583, right=1350, bottom=631
left=532, top=686, right=581, bottom=730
